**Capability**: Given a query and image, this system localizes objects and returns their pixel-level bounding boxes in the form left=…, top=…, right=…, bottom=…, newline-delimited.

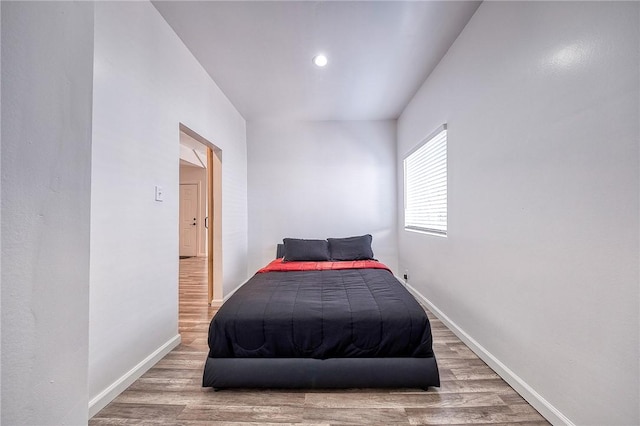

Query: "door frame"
left=206, top=147, right=223, bottom=306
left=179, top=123, right=223, bottom=306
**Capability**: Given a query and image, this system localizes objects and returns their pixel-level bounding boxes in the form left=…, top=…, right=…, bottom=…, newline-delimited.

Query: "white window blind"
left=404, top=124, right=447, bottom=235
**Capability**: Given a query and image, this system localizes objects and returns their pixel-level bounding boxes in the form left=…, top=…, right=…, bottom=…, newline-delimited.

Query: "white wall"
left=90, top=1, right=247, bottom=414
left=248, top=120, right=397, bottom=275
left=398, top=2, right=639, bottom=425
left=1, top=2, right=94, bottom=424
left=180, top=164, right=207, bottom=256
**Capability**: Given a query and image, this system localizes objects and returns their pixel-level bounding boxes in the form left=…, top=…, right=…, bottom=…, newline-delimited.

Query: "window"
left=404, top=124, right=447, bottom=235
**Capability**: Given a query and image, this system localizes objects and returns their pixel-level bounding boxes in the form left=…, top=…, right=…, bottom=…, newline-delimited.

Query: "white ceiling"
left=153, top=1, right=481, bottom=121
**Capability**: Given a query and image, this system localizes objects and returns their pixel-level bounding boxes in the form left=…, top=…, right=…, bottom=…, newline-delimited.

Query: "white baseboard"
left=403, top=282, right=574, bottom=426
left=88, top=334, right=181, bottom=418
left=223, top=278, right=250, bottom=303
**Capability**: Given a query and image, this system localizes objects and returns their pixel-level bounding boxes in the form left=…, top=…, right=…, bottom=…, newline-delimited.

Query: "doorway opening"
left=178, top=124, right=222, bottom=308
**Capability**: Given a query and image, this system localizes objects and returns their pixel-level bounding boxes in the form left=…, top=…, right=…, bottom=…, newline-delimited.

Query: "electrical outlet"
left=403, top=270, right=409, bottom=281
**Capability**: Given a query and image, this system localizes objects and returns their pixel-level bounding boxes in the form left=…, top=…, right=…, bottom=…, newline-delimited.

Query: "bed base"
left=203, top=356, right=440, bottom=390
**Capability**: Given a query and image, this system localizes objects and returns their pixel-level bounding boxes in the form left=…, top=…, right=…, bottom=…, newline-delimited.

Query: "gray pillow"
left=328, top=234, right=374, bottom=261
left=283, top=238, right=330, bottom=262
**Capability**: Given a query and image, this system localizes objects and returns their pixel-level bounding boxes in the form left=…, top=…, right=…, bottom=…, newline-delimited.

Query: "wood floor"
left=90, top=257, right=549, bottom=425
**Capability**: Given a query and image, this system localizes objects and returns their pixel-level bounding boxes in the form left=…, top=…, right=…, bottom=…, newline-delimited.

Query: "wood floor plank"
left=406, top=404, right=547, bottom=425
left=304, top=392, right=505, bottom=409
left=303, top=407, right=409, bottom=425
left=89, top=257, right=549, bottom=426
left=92, top=402, right=186, bottom=420
left=450, top=367, right=501, bottom=381
left=126, top=378, right=201, bottom=392
left=177, top=405, right=305, bottom=422
left=434, top=379, right=515, bottom=394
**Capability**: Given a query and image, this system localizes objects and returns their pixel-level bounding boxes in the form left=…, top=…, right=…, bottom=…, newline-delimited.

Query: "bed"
left=202, top=235, right=440, bottom=390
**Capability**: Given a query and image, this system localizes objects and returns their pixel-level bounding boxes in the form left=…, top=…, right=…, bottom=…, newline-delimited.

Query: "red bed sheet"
left=257, top=258, right=391, bottom=274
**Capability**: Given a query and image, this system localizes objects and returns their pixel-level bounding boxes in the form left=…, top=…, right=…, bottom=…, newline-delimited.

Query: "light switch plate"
left=155, top=185, right=164, bottom=202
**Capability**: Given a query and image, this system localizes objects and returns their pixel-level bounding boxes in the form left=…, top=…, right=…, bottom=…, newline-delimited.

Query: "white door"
left=179, top=183, right=198, bottom=257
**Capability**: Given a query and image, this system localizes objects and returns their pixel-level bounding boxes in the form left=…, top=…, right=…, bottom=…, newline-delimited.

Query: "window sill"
left=404, top=227, right=447, bottom=238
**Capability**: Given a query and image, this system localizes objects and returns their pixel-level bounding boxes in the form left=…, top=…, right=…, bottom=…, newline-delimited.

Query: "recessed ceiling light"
left=313, top=54, right=328, bottom=67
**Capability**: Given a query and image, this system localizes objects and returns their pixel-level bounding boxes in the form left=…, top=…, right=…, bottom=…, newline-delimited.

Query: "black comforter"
left=207, top=268, right=434, bottom=359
